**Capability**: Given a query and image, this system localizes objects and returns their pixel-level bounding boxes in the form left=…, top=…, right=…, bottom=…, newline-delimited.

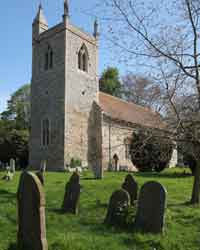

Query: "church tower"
left=30, top=2, right=99, bottom=170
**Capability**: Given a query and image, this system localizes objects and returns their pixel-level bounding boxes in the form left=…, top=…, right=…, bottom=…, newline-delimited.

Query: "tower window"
left=78, top=44, right=88, bottom=72
left=45, top=52, right=48, bottom=70
left=42, top=118, right=50, bottom=146
left=44, top=45, right=53, bottom=70
left=50, top=50, right=53, bottom=69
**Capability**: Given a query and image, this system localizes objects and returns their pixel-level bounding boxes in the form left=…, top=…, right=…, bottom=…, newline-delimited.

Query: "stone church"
left=30, top=1, right=175, bottom=174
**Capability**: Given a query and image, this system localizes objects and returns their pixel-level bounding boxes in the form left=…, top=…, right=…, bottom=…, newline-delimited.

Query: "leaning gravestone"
left=17, top=171, right=48, bottom=250
left=104, top=189, right=130, bottom=226
left=36, top=160, right=47, bottom=185
left=62, top=172, right=81, bottom=214
left=40, top=160, right=47, bottom=172
left=135, top=181, right=167, bottom=233
left=122, top=174, right=138, bottom=205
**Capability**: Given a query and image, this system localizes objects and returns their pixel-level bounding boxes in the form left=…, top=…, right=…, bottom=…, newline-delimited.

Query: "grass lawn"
left=0, top=168, right=200, bottom=250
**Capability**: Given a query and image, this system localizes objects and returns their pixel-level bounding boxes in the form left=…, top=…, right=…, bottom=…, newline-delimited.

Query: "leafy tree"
left=0, top=84, right=30, bottom=168
left=0, top=120, right=29, bottom=168
left=0, top=120, right=14, bottom=163
left=1, top=84, right=30, bottom=130
left=99, top=67, right=122, bottom=97
left=98, top=0, right=200, bottom=204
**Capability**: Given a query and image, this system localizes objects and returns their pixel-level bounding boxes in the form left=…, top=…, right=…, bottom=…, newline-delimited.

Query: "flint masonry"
left=30, top=1, right=175, bottom=171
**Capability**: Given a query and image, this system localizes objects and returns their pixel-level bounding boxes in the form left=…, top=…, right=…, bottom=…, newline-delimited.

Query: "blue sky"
left=0, top=0, right=118, bottom=113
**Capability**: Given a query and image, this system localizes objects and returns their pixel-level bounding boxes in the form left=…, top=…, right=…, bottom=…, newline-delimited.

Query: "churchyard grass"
left=0, top=168, right=200, bottom=250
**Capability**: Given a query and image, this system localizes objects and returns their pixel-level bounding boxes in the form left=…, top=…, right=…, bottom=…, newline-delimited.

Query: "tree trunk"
left=190, top=163, right=200, bottom=204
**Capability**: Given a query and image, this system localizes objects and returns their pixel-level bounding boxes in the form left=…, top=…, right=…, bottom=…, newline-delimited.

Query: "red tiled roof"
left=99, top=92, right=166, bottom=130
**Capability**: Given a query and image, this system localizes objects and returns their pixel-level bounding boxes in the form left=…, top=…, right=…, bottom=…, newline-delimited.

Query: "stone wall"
left=88, top=102, right=103, bottom=178
left=30, top=12, right=177, bottom=173
left=101, top=116, right=178, bottom=171
left=30, top=23, right=66, bottom=170
left=30, top=17, right=99, bottom=171
left=101, top=116, right=137, bottom=171
left=64, top=22, right=99, bottom=167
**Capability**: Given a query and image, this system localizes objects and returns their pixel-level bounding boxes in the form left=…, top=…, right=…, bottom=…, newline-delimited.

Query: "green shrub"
left=70, top=157, right=82, bottom=168
left=130, top=129, right=173, bottom=172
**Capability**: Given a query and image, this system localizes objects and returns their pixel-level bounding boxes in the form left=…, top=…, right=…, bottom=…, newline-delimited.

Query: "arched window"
left=44, top=45, right=53, bottom=70
left=78, top=44, right=88, bottom=72
left=42, top=119, right=50, bottom=146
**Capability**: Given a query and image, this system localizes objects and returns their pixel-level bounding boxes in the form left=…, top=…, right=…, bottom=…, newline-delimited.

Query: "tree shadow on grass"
left=167, top=202, right=189, bottom=208
left=55, top=181, right=63, bottom=184
left=94, top=200, right=108, bottom=208
left=0, top=189, right=16, bottom=200
left=7, top=243, right=17, bottom=250
left=47, top=208, right=65, bottom=214
left=180, top=214, right=200, bottom=225
left=78, top=213, right=135, bottom=236
left=81, top=177, right=97, bottom=180
left=0, top=190, right=17, bottom=224
left=167, top=199, right=200, bottom=208
left=123, top=236, right=164, bottom=250
left=134, top=171, right=192, bottom=179
left=78, top=218, right=116, bottom=236
left=78, top=220, right=146, bottom=238
left=8, top=243, right=36, bottom=250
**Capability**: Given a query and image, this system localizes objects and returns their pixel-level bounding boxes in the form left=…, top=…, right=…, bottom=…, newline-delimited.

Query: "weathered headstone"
left=62, top=172, right=81, bottom=214
left=135, top=181, right=167, bottom=233
left=36, top=160, right=47, bottom=185
left=10, top=158, right=15, bottom=174
left=36, top=171, right=45, bottom=185
left=40, top=160, right=47, bottom=172
left=122, top=174, right=138, bottom=205
left=17, top=171, right=48, bottom=250
left=104, top=189, right=130, bottom=226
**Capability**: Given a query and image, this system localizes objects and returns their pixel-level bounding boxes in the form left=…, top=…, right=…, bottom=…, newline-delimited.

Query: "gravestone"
left=62, top=172, right=81, bottom=214
left=17, top=171, right=48, bottom=250
left=36, top=171, right=45, bottom=185
left=135, top=181, right=167, bottom=233
left=10, top=158, right=15, bottom=174
left=40, top=160, right=47, bottom=172
left=104, top=189, right=130, bottom=226
left=36, top=160, right=47, bottom=185
left=122, top=174, right=138, bottom=205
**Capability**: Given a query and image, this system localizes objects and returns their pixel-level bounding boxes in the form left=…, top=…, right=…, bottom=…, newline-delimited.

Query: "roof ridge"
left=99, top=91, right=157, bottom=115
left=98, top=92, right=166, bottom=130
